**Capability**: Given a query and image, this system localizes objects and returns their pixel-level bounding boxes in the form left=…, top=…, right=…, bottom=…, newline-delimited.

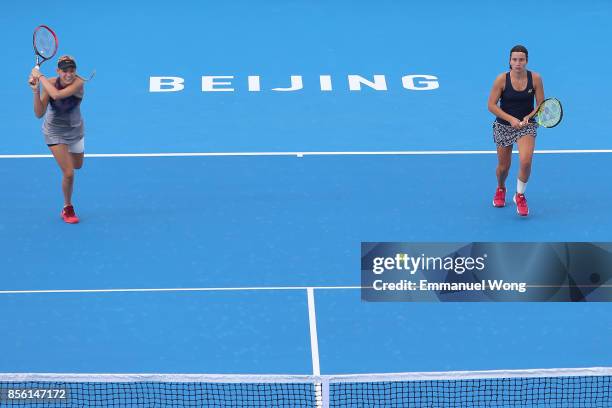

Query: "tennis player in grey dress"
left=30, top=55, right=85, bottom=224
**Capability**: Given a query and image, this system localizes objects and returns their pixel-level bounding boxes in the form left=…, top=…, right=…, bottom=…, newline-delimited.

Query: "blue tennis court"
left=1, top=0, right=611, bottom=406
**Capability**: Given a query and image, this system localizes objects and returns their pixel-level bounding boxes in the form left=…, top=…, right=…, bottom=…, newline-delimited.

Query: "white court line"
left=0, top=284, right=610, bottom=295
left=307, top=288, right=321, bottom=377
left=1, top=149, right=612, bottom=159
left=0, top=286, right=362, bottom=295
left=306, top=288, right=325, bottom=408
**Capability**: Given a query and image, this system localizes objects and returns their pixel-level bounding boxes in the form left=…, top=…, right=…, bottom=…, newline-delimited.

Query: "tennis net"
left=0, top=367, right=610, bottom=407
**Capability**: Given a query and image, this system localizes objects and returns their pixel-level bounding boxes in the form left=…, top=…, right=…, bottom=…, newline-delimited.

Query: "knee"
left=72, top=155, right=84, bottom=170
left=497, top=162, right=511, bottom=173
left=63, top=169, right=75, bottom=179
left=520, top=159, right=533, bottom=171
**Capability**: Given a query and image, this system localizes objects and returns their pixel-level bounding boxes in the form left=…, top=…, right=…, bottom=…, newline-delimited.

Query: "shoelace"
left=64, top=206, right=75, bottom=217
left=516, top=195, right=527, bottom=206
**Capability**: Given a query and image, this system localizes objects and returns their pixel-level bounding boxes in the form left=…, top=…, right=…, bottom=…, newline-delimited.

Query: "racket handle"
left=30, top=65, right=40, bottom=85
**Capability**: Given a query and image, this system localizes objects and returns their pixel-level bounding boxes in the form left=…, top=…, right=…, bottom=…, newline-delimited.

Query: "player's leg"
left=513, top=134, right=536, bottom=216
left=48, top=143, right=80, bottom=223
left=69, top=137, right=84, bottom=170
left=493, top=145, right=512, bottom=208
left=516, top=134, right=535, bottom=184
left=496, top=145, right=513, bottom=187
left=492, top=122, right=515, bottom=208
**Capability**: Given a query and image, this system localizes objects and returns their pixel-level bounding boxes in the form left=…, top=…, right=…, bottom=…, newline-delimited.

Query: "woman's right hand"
left=509, top=117, right=523, bottom=129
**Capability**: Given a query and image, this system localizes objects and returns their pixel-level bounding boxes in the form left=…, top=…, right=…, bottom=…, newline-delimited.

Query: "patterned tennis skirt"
left=492, top=121, right=538, bottom=147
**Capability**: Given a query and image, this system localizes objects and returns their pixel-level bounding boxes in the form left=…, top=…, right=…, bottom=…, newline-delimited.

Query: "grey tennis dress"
left=493, top=71, right=538, bottom=147
left=43, top=78, right=84, bottom=146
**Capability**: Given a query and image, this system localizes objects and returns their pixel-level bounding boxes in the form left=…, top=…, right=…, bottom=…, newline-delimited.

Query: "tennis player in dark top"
left=29, top=55, right=85, bottom=224
left=487, top=45, right=544, bottom=216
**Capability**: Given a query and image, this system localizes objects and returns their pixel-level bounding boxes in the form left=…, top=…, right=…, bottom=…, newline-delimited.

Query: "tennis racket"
left=30, top=25, right=58, bottom=85
left=533, top=98, right=563, bottom=128
left=33, top=25, right=58, bottom=69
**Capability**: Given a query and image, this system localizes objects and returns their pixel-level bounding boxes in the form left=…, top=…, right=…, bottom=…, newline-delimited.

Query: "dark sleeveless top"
left=496, top=71, right=535, bottom=126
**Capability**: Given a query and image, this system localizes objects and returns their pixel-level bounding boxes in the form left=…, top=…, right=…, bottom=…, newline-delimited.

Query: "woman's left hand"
left=28, top=75, right=39, bottom=89
left=519, top=115, right=531, bottom=127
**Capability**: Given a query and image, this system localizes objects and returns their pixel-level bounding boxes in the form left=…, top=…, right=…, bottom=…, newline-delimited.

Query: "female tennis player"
left=487, top=45, right=544, bottom=217
left=29, top=55, right=85, bottom=224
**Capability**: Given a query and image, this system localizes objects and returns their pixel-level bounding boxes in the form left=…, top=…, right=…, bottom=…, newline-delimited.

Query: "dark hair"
left=509, top=45, right=528, bottom=69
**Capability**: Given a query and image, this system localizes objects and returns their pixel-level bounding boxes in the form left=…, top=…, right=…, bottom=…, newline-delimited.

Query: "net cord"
left=0, top=367, right=610, bottom=384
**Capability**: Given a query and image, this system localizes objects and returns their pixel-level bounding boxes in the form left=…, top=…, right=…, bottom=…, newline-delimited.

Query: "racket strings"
left=34, top=28, right=57, bottom=58
left=536, top=99, right=562, bottom=127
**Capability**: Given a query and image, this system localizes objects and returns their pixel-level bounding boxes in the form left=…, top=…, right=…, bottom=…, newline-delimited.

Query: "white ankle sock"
left=517, top=179, right=527, bottom=195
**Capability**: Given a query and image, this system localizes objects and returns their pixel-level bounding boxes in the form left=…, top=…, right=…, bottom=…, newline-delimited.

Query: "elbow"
left=487, top=101, right=499, bottom=114
left=47, top=90, right=60, bottom=100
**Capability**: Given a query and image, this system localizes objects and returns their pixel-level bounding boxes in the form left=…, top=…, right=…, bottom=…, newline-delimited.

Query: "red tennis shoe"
left=513, top=193, right=529, bottom=217
left=61, top=205, right=80, bottom=224
left=493, top=187, right=506, bottom=207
